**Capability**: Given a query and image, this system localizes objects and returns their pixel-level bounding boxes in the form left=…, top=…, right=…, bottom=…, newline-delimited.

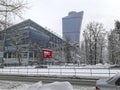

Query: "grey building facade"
left=62, top=11, right=84, bottom=45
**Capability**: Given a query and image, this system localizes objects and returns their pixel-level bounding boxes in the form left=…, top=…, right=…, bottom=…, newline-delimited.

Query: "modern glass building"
left=62, top=11, right=84, bottom=45
left=1, top=19, right=65, bottom=65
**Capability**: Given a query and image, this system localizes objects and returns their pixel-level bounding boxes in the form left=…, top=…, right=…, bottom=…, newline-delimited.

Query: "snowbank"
left=17, top=81, right=73, bottom=90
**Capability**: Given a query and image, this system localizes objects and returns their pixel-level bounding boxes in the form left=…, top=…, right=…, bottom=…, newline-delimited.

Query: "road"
left=0, top=74, right=97, bottom=90
left=0, top=74, right=97, bottom=86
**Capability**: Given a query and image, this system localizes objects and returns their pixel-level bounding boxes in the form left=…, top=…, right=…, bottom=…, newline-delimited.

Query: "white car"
left=96, top=74, right=120, bottom=90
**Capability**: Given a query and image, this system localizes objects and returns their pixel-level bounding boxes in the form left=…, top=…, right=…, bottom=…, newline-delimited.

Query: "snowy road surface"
left=0, top=80, right=95, bottom=90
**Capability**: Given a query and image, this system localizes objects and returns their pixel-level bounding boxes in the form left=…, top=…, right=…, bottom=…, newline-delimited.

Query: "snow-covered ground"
left=0, top=80, right=95, bottom=90
left=0, top=63, right=118, bottom=77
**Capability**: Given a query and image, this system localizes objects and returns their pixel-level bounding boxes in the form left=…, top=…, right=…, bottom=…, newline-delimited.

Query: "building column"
left=33, top=51, right=34, bottom=61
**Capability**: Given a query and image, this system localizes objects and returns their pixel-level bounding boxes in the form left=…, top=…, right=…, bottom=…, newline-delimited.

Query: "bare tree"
left=83, top=30, right=91, bottom=64
left=98, top=32, right=107, bottom=63
left=0, top=0, right=27, bottom=65
left=115, top=21, right=120, bottom=64
left=7, top=29, right=24, bottom=65
left=115, top=20, right=120, bottom=38
left=36, top=46, right=43, bottom=65
left=108, top=30, right=117, bottom=64
left=108, top=21, right=120, bottom=65
left=0, top=0, right=27, bottom=27
left=64, top=36, right=72, bottom=63
left=82, top=22, right=106, bottom=65
left=79, top=40, right=86, bottom=64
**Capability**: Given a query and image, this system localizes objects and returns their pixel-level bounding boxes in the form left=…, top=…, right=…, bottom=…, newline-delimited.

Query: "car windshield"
left=106, top=76, right=114, bottom=83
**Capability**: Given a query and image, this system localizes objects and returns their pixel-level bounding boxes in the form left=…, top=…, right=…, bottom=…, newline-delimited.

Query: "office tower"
left=62, top=11, right=84, bottom=45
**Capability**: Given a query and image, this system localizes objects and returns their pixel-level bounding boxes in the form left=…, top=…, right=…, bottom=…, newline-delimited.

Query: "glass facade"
left=62, top=11, right=84, bottom=45
left=2, top=19, right=64, bottom=65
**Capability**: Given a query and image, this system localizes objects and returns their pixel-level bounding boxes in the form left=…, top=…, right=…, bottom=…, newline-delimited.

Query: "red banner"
left=43, top=49, right=52, bottom=58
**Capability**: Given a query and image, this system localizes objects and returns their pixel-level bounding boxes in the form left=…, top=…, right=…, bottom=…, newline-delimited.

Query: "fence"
left=0, top=67, right=119, bottom=77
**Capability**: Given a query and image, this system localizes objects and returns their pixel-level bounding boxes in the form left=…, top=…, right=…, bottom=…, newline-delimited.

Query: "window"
left=8, top=53, right=11, bottom=58
left=107, top=76, right=114, bottom=82
left=29, top=52, right=33, bottom=58
left=115, top=78, right=120, bottom=86
left=23, top=52, right=28, bottom=58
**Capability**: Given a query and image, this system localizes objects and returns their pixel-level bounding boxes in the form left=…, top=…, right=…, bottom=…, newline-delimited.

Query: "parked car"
left=96, top=74, right=120, bottom=90
left=35, top=65, right=48, bottom=68
left=110, top=65, right=120, bottom=69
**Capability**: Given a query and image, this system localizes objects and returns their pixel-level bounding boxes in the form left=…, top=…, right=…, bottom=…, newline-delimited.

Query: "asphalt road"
left=0, top=74, right=98, bottom=86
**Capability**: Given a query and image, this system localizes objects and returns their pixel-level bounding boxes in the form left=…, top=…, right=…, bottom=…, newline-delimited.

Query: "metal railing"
left=0, top=67, right=119, bottom=77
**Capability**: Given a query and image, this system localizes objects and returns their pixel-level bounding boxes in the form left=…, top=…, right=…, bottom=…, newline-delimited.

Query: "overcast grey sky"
left=24, top=0, right=120, bottom=36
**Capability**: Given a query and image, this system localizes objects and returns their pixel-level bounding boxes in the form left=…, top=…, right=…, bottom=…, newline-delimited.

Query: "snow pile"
left=17, top=81, right=73, bottom=90
left=83, top=63, right=112, bottom=68
left=27, top=81, right=42, bottom=90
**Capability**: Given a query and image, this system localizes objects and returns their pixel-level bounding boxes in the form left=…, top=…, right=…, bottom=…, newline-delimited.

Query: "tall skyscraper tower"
left=62, top=11, right=84, bottom=45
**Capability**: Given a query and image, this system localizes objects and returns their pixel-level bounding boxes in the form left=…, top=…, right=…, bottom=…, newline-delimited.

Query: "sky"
left=23, top=0, right=120, bottom=37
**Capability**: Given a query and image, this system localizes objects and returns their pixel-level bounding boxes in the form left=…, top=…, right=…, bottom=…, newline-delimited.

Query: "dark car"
left=35, top=65, right=48, bottom=68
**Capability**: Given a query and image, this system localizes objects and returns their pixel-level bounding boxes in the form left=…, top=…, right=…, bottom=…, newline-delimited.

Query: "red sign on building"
left=42, top=49, right=52, bottom=58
